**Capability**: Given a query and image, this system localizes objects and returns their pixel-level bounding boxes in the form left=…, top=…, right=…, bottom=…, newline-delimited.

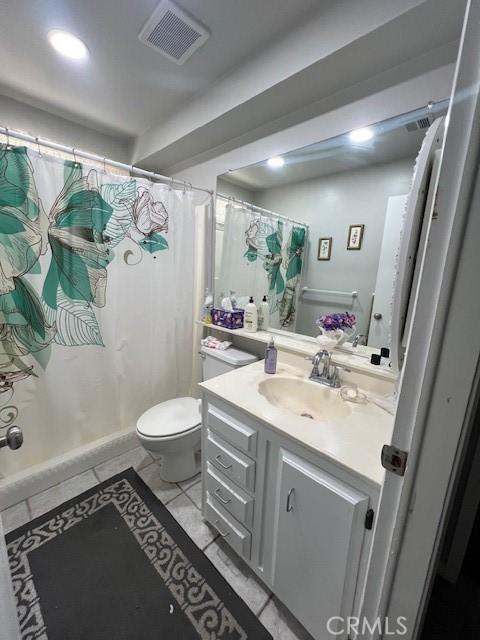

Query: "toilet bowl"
left=136, top=346, right=257, bottom=483
left=136, top=397, right=202, bottom=483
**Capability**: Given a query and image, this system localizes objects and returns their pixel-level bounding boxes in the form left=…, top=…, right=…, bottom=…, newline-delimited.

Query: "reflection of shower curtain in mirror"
left=218, top=203, right=307, bottom=330
left=0, top=144, right=208, bottom=477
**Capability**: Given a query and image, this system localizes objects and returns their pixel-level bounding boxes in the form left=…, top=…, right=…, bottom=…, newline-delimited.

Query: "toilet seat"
left=137, top=397, right=201, bottom=439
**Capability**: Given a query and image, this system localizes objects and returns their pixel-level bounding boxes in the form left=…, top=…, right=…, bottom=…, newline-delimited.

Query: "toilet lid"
left=137, top=397, right=201, bottom=438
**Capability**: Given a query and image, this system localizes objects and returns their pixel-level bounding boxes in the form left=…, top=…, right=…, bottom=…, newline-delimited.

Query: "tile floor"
left=1, top=445, right=314, bottom=640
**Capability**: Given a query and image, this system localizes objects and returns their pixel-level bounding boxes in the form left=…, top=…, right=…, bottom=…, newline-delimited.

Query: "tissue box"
left=211, top=308, right=244, bottom=329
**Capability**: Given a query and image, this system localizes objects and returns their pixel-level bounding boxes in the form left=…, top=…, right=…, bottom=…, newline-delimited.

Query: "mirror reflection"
left=215, top=102, right=447, bottom=348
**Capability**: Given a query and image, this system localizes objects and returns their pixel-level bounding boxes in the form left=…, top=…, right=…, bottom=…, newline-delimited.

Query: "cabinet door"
left=271, top=449, right=369, bottom=640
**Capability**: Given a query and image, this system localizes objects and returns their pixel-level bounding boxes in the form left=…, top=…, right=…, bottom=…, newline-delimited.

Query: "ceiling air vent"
left=405, top=116, right=432, bottom=132
left=139, top=0, right=209, bottom=65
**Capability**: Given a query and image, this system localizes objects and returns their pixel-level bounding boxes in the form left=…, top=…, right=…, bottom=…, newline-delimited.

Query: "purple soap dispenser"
left=264, top=336, right=277, bottom=374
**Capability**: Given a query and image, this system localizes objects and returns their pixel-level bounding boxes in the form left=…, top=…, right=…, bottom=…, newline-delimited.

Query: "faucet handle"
left=353, top=334, right=366, bottom=348
left=329, top=366, right=342, bottom=388
left=305, top=351, right=325, bottom=362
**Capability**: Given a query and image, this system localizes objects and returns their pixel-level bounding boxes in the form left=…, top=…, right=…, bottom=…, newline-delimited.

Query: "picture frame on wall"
left=347, top=224, right=365, bottom=250
left=318, top=237, right=332, bottom=260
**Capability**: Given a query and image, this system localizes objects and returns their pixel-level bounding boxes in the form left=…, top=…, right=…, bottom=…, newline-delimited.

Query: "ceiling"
left=0, top=0, right=324, bottom=139
left=0, top=0, right=466, bottom=173
left=133, top=0, right=465, bottom=172
left=221, top=105, right=448, bottom=191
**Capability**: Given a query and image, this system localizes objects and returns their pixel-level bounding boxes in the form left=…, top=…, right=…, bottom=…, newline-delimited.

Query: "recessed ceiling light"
left=267, top=156, right=285, bottom=168
left=48, top=30, right=89, bottom=60
left=349, top=127, right=374, bottom=143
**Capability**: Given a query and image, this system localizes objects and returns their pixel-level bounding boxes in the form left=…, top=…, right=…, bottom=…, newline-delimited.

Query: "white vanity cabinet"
left=201, top=394, right=379, bottom=640
left=271, top=449, right=370, bottom=638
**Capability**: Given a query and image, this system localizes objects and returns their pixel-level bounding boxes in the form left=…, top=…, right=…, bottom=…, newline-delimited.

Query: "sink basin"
left=258, top=377, right=352, bottom=421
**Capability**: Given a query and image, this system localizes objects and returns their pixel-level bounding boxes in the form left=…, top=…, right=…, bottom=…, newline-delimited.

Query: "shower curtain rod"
left=0, top=124, right=213, bottom=196
left=216, top=192, right=309, bottom=227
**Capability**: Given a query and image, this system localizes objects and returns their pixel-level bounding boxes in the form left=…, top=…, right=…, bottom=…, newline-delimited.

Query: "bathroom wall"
left=217, top=178, right=255, bottom=203
left=254, top=158, right=414, bottom=335
left=0, top=93, right=132, bottom=161
left=216, top=177, right=256, bottom=225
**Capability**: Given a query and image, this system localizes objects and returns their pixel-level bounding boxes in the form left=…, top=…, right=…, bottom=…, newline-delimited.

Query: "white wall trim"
left=0, top=428, right=138, bottom=510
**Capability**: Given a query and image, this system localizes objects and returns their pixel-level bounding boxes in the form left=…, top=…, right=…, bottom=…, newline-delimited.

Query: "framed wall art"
left=318, top=237, right=332, bottom=260
left=347, top=224, right=364, bottom=250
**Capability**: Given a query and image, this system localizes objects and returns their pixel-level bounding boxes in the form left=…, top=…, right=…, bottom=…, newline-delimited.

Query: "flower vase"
left=316, top=328, right=343, bottom=351
left=336, top=325, right=356, bottom=346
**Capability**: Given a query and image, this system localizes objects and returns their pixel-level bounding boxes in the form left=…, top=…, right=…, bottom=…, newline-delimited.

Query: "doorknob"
left=373, top=313, right=382, bottom=320
left=0, top=426, right=23, bottom=450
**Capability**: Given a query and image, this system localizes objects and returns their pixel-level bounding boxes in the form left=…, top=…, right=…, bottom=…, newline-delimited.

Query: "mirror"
left=214, top=101, right=448, bottom=350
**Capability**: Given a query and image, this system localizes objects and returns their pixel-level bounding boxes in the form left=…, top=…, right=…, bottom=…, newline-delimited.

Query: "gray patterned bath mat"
left=6, top=468, right=272, bottom=639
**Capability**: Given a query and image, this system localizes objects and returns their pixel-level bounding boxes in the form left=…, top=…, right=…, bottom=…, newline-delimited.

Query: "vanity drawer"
left=206, top=429, right=256, bottom=493
left=207, top=404, right=257, bottom=456
left=205, top=492, right=252, bottom=560
left=205, top=461, right=255, bottom=529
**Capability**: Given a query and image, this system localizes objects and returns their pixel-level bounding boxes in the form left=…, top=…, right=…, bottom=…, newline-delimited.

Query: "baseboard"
left=0, top=428, right=138, bottom=510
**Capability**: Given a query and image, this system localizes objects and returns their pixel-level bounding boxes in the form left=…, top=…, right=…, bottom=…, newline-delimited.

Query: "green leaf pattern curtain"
left=0, top=144, right=204, bottom=477
left=218, top=202, right=307, bottom=329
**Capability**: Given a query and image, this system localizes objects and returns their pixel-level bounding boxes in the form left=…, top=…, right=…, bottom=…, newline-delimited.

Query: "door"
left=368, top=194, right=407, bottom=348
left=360, top=1, right=480, bottom=637
left=0, top=426, right=24, bottom=640
left=271, top=449, right=369, bottom=640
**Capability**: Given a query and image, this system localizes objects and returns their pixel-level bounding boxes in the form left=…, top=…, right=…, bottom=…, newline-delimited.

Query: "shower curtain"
left=0, top=144, right=208, bottom=477
left=218, top=202, right=307, bottom=329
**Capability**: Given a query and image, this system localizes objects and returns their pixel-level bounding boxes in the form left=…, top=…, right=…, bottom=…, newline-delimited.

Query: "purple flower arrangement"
left=316, top=312, right=356, bottom=331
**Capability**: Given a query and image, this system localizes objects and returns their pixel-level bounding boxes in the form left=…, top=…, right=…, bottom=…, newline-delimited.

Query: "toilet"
left=136, top=346, right=257, bottom=483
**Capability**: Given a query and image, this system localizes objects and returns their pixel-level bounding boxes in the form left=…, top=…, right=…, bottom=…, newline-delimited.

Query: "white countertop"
left=198, top=320, right=396, bottom=382
left=200, top=353, right=394, bottom=487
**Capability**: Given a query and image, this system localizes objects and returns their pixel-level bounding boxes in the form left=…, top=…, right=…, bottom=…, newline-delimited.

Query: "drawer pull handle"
left=214, top=519, right=230, bottom=538
left=214, top=488, right=231, bottom=505
left=215, top=454, right=232, bottom=470
left=286, top=487, right=295, bottom=512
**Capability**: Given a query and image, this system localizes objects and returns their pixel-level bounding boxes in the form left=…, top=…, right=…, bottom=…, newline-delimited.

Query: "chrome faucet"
left=352, top=334, right=366, bottom=348
left=310, top=350, right=326, bottom=377
left=308, top=350, right=342, bottom=387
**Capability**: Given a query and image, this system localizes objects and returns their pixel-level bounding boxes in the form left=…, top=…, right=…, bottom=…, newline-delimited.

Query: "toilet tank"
left=201, top=346, right=258, bottom=381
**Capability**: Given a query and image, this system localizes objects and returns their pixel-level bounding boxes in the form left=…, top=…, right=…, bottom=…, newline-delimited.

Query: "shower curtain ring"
left=35, top=137, right=42, bottom=155
left=103, top=157, right=107, bottom=173
left=72, top=148, right=78, bottom=165
left=5, top=127, right=10, bottom=149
